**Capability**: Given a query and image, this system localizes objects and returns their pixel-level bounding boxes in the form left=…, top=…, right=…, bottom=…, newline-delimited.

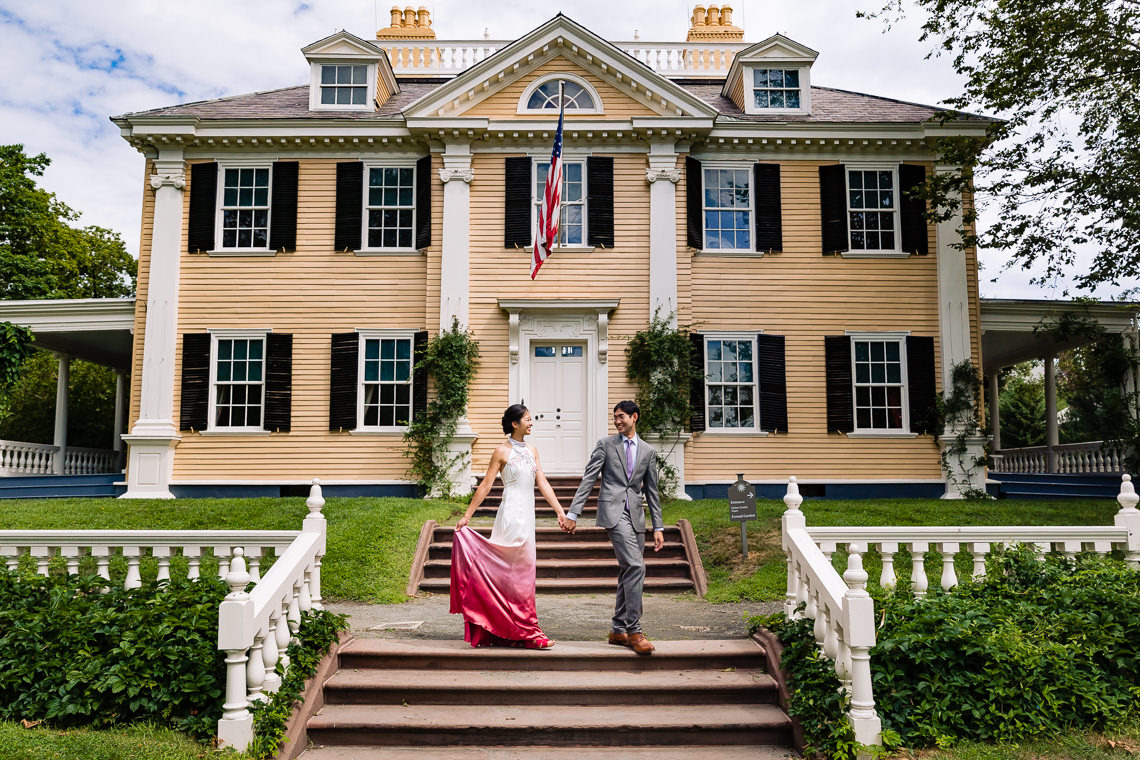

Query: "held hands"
left=653, top=530, right=664, bottom=552
left=558, top=514, right=576, bottom=534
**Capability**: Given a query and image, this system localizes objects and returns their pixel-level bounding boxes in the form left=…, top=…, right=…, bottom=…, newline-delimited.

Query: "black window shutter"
left=264, top=333, right=293, bottom=432
left=686, top=156, right=703, bottom=250
left=906, top=335, right=938, bottom=433
left=412, top=330, right=429, bottom=421
left=586, top=156, right=614, bottom=247
left=504, top=156, right=532, bottom=248
left=187, top=163, right=217, bottom=253
left=179, top=333, right=211, bottom=431
left=329, top=333, right=359, bottom=431
left=334, top=162, right=363, bottom=252
left=269, top=161, right=299, bottom=252
left=819, top=164, right=848, bottom=255
left=753, top=163, right=782, bottom=253
left=756, top=333, right=788, bottom=433
left=415, top=155, right=431, bottom=250
left=899, top=164, right=929, bottom=255
left=689, top=332, right=706, bottom=432
left=824, top=335, right=854, bottom=433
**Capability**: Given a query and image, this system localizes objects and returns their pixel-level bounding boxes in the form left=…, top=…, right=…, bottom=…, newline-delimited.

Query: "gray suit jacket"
left=568, top=434, right=662, bottom=533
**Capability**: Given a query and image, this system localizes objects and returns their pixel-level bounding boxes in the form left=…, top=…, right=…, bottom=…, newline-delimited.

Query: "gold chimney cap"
left=377, top=5, right=436, bottom=39
left=686, top=4, right=743, bottom=42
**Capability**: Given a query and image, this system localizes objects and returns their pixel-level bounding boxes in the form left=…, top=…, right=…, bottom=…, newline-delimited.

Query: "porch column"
left=646, top=142, right=680, bottom=324
left=52, top=353, right=70, bottom=475
left=1045, top=354, right=1058, bottom=472
left=113, top=371, right=126, bottom=459
left=988, top=372, right=1001, bottom=451
left=437, top=142, right=477, bottom=495
left=121, top=151, right=185, bottom=499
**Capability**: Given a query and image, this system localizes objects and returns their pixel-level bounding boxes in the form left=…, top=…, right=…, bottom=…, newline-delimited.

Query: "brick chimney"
left=686, top=4, right=744, bottom=42
left=377, top=5, right=436, bottom=39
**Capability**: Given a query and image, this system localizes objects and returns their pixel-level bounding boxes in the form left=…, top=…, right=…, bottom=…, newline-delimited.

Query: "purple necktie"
left=625, top=438, right=634, bottom=479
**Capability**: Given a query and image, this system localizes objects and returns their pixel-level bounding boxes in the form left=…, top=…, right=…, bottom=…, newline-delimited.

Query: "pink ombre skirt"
left=449, top=526, right=545, bottom=647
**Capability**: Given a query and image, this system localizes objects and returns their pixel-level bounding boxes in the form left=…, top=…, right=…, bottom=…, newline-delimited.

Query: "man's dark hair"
left=613, top=400, right=639, bottom=417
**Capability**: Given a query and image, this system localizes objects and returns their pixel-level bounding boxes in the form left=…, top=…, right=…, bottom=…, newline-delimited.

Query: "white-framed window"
left=362, top=163, right=416, bottom=251
left=752, top=68, right=802, bottom=109
left=703, top=166, right=753, bottom=251
left=847, top=168, right=900, bottom=252
left=357, top=330, right=415, bottom=429
left=518, top=75, right=603, bottom=114
left=533, top=160, right=586, bottom=247
left=850, top=335, right=907, bottom=431
left=705, top=335, right=758, bottom=430
left=208, top=331, right=267, bottom=431
left=320, top=64, right=368, bottom=106
left=217, top=165, right=271, bottom=250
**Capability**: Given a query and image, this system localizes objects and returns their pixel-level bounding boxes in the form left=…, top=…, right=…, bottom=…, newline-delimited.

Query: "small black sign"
left=728, top=473, right=757, bottom=522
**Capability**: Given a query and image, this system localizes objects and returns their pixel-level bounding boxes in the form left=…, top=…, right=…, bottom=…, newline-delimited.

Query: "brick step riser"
left=475, top=506, right=597, bottom=515
left=421, top=566, right=693, bottom=580
left=431, top=530, right=682, bottom=543
left=305, top=726, right=789, bottom=748
left=323, top=687, right=777, bottom=707
left=337, top=654, right=769, bottom=673
left=417, top=582, right=694, bottom=594
left=427, top=547, right=688, bottom=560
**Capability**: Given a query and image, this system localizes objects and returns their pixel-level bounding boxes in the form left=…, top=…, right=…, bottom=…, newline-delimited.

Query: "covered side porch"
left=0, top=298, right=134, bottom=481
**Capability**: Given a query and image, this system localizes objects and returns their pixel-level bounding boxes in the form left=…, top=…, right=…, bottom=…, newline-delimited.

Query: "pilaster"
left=122, top=150, right=185, bottom=499
left=647, top=142, right=680, bottom=324
left=439, top=142, right=473, bottom=331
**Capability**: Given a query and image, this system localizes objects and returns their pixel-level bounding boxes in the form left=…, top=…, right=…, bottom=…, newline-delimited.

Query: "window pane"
left=707, top=340, right=721, bottom=361
left=786, top=91, right=800, bottom=108
left=534, top=346, right=555, bottom=357
left=320, top=88, right=335, bottom=104
left=784, top=70, right=799, bottom=87
left=336, top=88, right=350, bottom=104
left=769, top=91, right=785, bottom=108
left=352, top=87, right=366, bottom=105
left=352, top=65, right=367, bottom=84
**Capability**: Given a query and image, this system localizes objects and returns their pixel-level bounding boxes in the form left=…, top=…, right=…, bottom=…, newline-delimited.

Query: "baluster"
left=879, top=542, right=898, bottom=589
left=216, top=547, right=231, bottom=581
left=1093, top=539, right=1112, bottom=556
left=247, top=626, right=267, bottom=703
left=185, top=545, right=202, bottom=580
left=154, top=546, right=171, bottom=582
left=910, top=541, right=929, bottom=597
left=299, top=569, right=313, bottom=614
left=92, top=545, right=111, bottom=585
left=247, top=548, right=261, bottom=584
left=807, top=587, right=822, bottom=642
left=1115, top=473, right=1140, bottom=568
left=822, top=603, right=838, bottom=661
left=940, top=542, right=959, bottom=590
left=794, top=562, right=809, bottom=617
left=275, top=599, right=292, bottom=672
left=288, top=580, right=302, bottom=644
left=263, top=611, right=282, bottom=693
left=820, top=541, right=836, bottom=564
left=1061, top=540, right=1082, bottom=561
left=31, top=546, right=51, bottom=576
left=784, top=554, right=800, bottom=618
left=218, top=549, right=252, bottom=749
left=1, top=545, right=18, bottom=571
left=124, top=546, right=142, bottom=589
left=62, top=545, right=80, bottom=575
left=971, top=542, right=989, bottom=577
left=1034, top=541, right=1051, bottom=560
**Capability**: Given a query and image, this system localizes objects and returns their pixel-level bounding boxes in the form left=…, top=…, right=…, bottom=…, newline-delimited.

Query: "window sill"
left=198, top=429, right=273, bottom=436
left=349, top=428, right=410, bottom=436
left=355, top=248, right=424, bottom=256
left=840, top=251, right=912, bottom=259
left=205, top=249, right=277, bottom=257
left=701, top=429, right=769, bottom=436
left=846, top=431, right=919, bottom=439
left=696, top=249, right=767, bottom=258
left=546, top=245, right=596, bottom=254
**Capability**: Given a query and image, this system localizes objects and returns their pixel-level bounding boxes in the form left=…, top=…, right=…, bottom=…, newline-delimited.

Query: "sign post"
left=728, top=473, right=757, bottom=558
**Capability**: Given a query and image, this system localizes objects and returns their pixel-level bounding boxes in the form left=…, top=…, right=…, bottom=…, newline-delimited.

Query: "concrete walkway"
left=326, top=593, right=781, bottom=642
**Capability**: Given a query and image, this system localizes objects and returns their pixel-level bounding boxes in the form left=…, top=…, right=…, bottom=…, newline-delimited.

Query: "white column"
left=988, top=371, right=1001, bottom=451
left=438, top=142, right=473, bottom=331
left=121, top=151, right=185, bottom=499
left=646, top=143, right=680, bottom=325
left=1045, top=354, right=1058, bottom=472
left=437, top=143, right=477, bottom=495
left=53, top=353, right=70, bottom=475
left=113, top=371, right=126, bottom=454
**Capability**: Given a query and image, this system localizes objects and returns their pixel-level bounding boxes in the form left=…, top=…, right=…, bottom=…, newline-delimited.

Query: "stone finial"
left=1119, top=474, right=1140, bottom=513
left=306, top=478, right=326, bottom=518
left=844, top=543, right=870, bottom=593
left=783, top=476, right=803, bottom=512
left=378, top=5, right=436, bottom=38
left=225, top=548, right=250, bottom=596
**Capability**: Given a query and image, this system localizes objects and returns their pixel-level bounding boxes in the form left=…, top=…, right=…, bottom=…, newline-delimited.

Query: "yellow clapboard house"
left=112, top=8, right=991, bottom=499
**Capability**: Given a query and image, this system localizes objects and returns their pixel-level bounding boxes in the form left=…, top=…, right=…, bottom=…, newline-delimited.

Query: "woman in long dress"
left=450, top=404, right=571, bottom=648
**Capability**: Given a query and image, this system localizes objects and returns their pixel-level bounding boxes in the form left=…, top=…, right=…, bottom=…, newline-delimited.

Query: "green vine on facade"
left=0, top=322, right=34, bottom=387
left=403, top=317, right=480, bottom=497
left=625, top=308, right=695, bottom=498
left=934, top=359, right=989, bottom=499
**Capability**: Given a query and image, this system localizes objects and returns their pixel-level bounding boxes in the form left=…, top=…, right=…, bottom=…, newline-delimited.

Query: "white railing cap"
left=0, top=529, right=301, bottom=547
left=805, top=525, right=1128, bottom=542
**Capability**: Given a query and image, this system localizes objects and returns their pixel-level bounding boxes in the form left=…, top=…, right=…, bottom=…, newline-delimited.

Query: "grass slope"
left=0, top=721, right=213, bottom=760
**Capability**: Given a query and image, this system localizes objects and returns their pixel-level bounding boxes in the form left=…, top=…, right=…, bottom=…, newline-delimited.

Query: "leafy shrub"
left=872, top=546, right=1140, bottom=747
left=248, top=608, right=349, bottom=759
left=0, top=569, right=227, bottom=738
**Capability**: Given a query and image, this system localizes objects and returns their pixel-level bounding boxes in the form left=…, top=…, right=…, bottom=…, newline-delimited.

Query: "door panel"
left=527, top=342, right=588, bottom=473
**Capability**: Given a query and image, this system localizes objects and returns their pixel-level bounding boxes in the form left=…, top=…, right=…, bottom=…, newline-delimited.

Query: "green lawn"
left=889, top=714, right=1140, bottom=759
left=0, top=721, right=215, bottom=760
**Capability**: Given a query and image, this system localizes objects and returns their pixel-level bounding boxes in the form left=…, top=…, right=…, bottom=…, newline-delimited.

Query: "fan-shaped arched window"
left=526, top=80, right=595, bottom=110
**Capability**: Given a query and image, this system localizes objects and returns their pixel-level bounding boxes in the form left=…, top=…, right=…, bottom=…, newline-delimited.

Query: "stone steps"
left=298, top=745, right=791, bottom=759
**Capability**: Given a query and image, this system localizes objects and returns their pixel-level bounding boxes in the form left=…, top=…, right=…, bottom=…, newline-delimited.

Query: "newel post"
left=216, top=548, right=255, bottom=751
left=782, top=476, right=805, bottom=619
left=843, top=543, right=882, bottom=749
left=1116, top=474, right=1140, bottom=568
left=304, top=478, right=326, bottom=609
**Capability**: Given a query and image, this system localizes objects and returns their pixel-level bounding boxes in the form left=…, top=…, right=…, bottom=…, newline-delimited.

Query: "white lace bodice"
left=491, top=438, right=537, bottom=546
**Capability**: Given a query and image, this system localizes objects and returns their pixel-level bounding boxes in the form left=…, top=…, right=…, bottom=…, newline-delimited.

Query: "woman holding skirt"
left=450, top=404, right=573, bottom=648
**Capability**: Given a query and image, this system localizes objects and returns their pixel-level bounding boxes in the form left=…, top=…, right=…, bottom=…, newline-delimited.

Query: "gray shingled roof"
left=119, top=80, right=987, bottom=124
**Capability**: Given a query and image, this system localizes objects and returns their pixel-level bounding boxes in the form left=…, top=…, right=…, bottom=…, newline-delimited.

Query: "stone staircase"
left=476, top=475, right=599, bottom=518
left=299, top=638, right=795, bottom=759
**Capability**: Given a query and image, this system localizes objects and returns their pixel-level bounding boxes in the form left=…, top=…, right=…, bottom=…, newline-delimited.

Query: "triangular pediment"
left=302, top=30, right=384, bottom=60
left=722, top=33, right=819, bottom=104
left=402, top=14, right=719, bottom=121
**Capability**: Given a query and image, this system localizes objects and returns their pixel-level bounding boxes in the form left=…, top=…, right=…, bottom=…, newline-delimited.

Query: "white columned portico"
left=113, top=371, right=126, bottom=458
left=52, top=353, right=70, bottom=474
left=121, top=152, right=185, bottom=498
left=1044, top=354, right=1059, bottom=472
left=646, top=143, right=680, bottom=324
left=437, top=143, right=477, bottom=494
left=988, top=371, right=1001, bottom=452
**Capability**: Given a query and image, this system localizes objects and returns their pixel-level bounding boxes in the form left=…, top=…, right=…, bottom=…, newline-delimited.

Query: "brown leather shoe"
left=608, top=632, right=631, bottom=647
left=629, top=632, right=655, bottom=655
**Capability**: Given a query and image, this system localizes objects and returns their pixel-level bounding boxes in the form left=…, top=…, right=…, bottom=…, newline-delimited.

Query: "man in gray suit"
left=565, top=400, right=662, bottom=655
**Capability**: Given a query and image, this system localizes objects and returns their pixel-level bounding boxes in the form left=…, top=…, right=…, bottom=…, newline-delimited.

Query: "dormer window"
left=320, top=64, right=368, bottom=106
left=752, top=68, right=801, bottom=109
left=518, top=75, right=603, bottom=114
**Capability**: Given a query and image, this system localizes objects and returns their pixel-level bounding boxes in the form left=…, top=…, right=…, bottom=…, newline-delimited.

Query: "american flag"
left=532, top=82, right=565, bottom=279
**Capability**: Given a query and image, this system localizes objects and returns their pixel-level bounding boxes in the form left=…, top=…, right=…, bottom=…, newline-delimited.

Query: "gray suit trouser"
left=606, top=509, right=646, bottom=634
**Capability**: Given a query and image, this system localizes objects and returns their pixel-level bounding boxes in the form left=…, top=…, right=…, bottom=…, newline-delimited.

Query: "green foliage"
left=247, top=609, right=349, bottom=759
left=0, top=351, right=117, bottom=448
left=0, top=719, right=215, bottom=760
left=0, top=145, right=136, bottom=301
left=859, top=0, right=1140, bottom=292
left=0, top=570, right=227, bottom=738
left=403, top=317, right=480, bottom=497
left=871, top=547, right=1140, bottom=748
left=935, top=360, right=989, bottom=499
left=750, top=611, right=861, bottom=760
left=996, top=363, right=1045, bottom=449
left=0, top=322, right=34, bottom=387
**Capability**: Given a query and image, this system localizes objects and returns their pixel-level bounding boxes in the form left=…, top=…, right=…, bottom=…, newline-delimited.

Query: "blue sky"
left=0, top=0, right=1127, bottom=300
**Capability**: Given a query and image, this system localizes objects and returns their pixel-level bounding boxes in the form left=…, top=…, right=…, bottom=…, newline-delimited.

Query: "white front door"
left=527, top=342, right=588, bottom=474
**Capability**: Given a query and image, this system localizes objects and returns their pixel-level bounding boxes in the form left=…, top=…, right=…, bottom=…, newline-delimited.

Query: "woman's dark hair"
left=502, top=404, right=528, bottom=435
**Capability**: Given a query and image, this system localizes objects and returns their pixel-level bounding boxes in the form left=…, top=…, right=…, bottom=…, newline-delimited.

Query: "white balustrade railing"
left=0, top=439, right=120, bottom=476
left=376, top=39, right=748, bottom=76
left=0, top=478, right=328, bottom=752
left=994, top=441, right=1124, bottom=474
left=781, top=473, right=1140, bottom=752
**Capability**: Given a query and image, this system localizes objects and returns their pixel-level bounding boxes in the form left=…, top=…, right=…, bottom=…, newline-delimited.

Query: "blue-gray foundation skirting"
left=169, top=483, right=421, bottom=499
left=684, top=481, right=950, bottom=500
